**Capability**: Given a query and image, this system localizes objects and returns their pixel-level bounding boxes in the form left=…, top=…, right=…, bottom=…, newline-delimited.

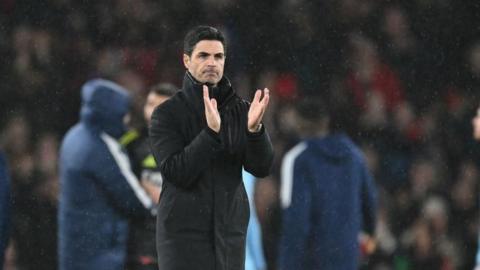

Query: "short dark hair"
left=295, top=96, right=329, bottom=123
left=183, top=25, right=226, bottom=56
left=149, top=83, right=177, bottom=97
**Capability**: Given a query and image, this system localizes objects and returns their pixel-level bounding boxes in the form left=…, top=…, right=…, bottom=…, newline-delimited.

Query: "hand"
left=359, top=234, right=376, bottom=256
left=141, top=178, right=161, bottom=204
left=203, top=85, right=221, bottom=133
left=248, top=88, right=270, bottom=132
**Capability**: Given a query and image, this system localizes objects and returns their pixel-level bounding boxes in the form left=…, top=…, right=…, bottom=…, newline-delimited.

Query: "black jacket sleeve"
left=243, top=124, right=274, bottom=178
left=360, top=160, right=377, bottom=235
left=149, top=104, right=222, bottom=189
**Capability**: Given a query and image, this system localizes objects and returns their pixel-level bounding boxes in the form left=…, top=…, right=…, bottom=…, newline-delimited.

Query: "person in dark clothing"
left=0, top=151, right=11, bottom=270
left=58, top=79, right=156, bottom=270
left=149, top=25, right=274, bottom=270
left=277, top=97, right=377, bottom=270
left=123, top=83, right=177, bottom=270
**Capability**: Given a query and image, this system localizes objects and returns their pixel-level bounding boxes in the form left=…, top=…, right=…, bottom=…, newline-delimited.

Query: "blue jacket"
left=58, top=79, right=154, bottom=270
left=0, top=152, right=10, bottom=270
left=278, top=134, right=377, bottom=270
left=243, top=170, right=267, bottom=270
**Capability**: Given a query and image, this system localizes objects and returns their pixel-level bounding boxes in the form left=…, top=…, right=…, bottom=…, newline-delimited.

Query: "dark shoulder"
left=151, top=91, right=186, bottom=120
left=343, top=136, right=367, bottom=165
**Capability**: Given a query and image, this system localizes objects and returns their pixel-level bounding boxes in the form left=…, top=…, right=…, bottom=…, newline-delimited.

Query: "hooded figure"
left=58, top=79, right=154, bottom=270
left=278, top=98, right=377, bottom=270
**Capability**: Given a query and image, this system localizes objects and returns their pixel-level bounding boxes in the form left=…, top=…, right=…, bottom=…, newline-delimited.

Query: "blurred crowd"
left=2, top=0, right=480, bottom=269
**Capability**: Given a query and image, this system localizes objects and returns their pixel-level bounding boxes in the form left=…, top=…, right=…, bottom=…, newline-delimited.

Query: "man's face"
left=473, top=108, right=480, bottom=140
left=144, top=92, right=170, bottom=124
left=183, top=40, right=225, bottom=85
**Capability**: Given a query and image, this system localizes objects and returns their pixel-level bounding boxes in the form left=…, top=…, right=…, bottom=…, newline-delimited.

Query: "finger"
left=203, top=85, right=210, bottom=100
left=203, top=86, right=210, bottom=105
left=211, top=98, right=217, bottom=111
left=261, top=88, right=270, bottom=106
left=204, top=99, right=215, bottom=115
left=252, top=89, right=262, bottom=104
left=203, top=88, right=213, bottom=113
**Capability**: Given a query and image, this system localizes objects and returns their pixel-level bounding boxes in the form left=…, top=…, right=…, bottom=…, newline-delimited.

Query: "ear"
left=183, top=54, right=190, bottom=69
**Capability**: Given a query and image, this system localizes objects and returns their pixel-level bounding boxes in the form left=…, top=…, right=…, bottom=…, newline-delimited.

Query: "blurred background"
left=2, top=0, right=480, bottom=269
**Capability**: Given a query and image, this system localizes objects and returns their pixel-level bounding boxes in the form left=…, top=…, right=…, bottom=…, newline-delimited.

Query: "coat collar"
left=181, top=72, right=236, bottom=115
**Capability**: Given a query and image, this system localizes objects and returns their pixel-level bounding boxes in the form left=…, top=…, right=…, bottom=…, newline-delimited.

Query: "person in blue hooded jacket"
left=0, top=151, right=11, bottom=270
left=277, top=97, right=377, bottom=270
left=58, top=79, right=155, bottom=270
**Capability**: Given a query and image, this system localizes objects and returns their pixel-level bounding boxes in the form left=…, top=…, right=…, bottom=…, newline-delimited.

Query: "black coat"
left=122, top=128, right=159, bottom=268
left=149, top=72, right=274, bottom=270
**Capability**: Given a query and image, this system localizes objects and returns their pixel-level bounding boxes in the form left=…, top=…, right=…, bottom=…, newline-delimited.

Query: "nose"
left=207, top=56, right=216, bottom=66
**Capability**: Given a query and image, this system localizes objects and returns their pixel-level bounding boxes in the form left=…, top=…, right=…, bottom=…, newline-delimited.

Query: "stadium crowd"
left=2, top=0, right=480, bottom=269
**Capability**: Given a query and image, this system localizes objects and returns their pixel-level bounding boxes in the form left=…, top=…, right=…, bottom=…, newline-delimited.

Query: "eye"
left=197, top=53, right=209, bottom=59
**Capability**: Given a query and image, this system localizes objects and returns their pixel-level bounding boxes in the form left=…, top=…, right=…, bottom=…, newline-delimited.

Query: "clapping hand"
left=203, top=85, right=221, bottom=133
left=248, top=88, right=270, bottom=133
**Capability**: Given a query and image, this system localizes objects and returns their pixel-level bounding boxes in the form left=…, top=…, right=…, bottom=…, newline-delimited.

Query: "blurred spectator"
left=449, top=161, right=478, bottom=269
left=58, top=79, right=155, bottom=270
left=0, top=151, right=11, bottom=270
left=366, top=190, right=397, bottom=270
left=409, top=158, right=440, bottom=200
left=465, top=41, right=480, bottom=95
left=471, top=105, right=480, bottom=270
left=400, top=219, right=449, bottom=270
left=2, top=113, right=31, bottom=164
left=1, top=113, right=36, bottom=270
left=422, top=197, right=457, bottom=268
left=122, top=83, right=177, bottom=270
left=277, top=97, right=377, bottom=270
left=11, top=133, right=60, bottom=270
left=344, top=33, right=406, bottom=130
left=379, top=4, right=429, bottom=109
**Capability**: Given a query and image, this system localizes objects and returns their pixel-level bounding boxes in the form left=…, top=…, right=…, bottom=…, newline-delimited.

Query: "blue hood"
left=306, top=133, right=355, bottom=162
left=80, top=79, right=131, bottom=138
